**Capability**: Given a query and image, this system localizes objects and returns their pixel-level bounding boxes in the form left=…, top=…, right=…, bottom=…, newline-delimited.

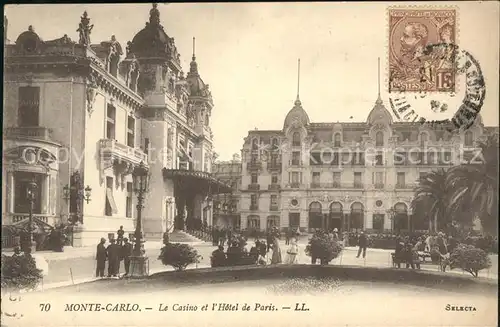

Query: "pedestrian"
left=212, top=226, right=219, bottom=246
left=271, top=236, right=282, bottom=264
left=95, top=238, right=107, bottom=278
left=12, top=246, right=22, bottom=257
left=285, top=228, right=290, bottom=245
left=284, top=238, right=299, bottom=264
left=356, top=231, right=368, bottom=258
left=211, top=245, right=226, bottom=267
left=122, top=238, right=133, bottom=275
left=266, top=231, right=273, bottom=253
left=106, top=239, right=120, bottom=277
left=332, top=228, right=339, bottom=241
left=117, top=226, right=125, bottom=246
left=250, top=240, right=261, bottom=263
left=219, top=228, right=227, bottom=247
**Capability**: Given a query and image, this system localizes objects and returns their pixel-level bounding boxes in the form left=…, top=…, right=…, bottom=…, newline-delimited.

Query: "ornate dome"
left=15, top=25, right=42, bottom=53
left=367, top=95, right=393, bottom=125
left=128, top=4, right=177, bottom=60
left=283, top=96, right=310, bottom=130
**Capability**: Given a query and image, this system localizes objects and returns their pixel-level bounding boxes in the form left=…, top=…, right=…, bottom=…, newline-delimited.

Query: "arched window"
left=292, top=132, right=301, bottom=147
left=308, top=202, right=323, bottom=229
left=464, top=131, right=474, bottom=147
left=420, top=132, right=428, bottom=147
left=334, top=133, right=341, bottom=147
left=393, top=203, right=409, bottom=232
left=350, top=202, right=364, bottom=231
left=272, top=138, right=279, bottom=151
left=375, top=131, right=384, bottom=147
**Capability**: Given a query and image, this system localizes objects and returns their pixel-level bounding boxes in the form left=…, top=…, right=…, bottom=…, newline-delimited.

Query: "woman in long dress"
left=270, top=237, right=282, bottom=264
left=284, top=238, right=299, bottom=264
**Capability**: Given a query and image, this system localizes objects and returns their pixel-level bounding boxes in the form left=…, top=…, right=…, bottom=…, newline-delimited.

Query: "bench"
left=391, top=252, right=448, bottom=271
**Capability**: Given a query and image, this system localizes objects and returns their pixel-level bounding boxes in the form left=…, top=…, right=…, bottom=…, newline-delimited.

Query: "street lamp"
left=26, top=179, right=38, bottom=253
left=163, top=197, right=174, bottom=245
left=129, top=161, right=150, bottom=277
left=63, top=171, right=92, bottom=224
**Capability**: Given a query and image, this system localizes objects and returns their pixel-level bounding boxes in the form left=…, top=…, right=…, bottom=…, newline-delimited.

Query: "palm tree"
left=412, top=169, right=455, bottom=233
left=447, top=134, right=499, bottom=235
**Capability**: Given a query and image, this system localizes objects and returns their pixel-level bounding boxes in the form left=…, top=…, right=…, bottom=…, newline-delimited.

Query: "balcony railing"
left=288, top=183, right=301, bottom=189
left=8, top=213, right=55, bottom=225
left=247, top=162, right=262, bottom=171
left=5, top=127, right=54, bottom=141
left=267, top=162, right=282, bottom=171
left=99, top=139, right=148, bottom=164
left=250, top=204, right=259, bottom=211
left=269, top=205, right=279, bottom=211
left=248, top=184, right=260, bottom=191
left=268, top=184, right=281, bottom=191
left=311, top=183, right=322, bottom=189
left=290, top=160, right=302, bottom=166
left=375, top=183, right=385, bottom=189
left=308, top=182, right=364, bottom=189
left=353, top=182, right=364, bottom=189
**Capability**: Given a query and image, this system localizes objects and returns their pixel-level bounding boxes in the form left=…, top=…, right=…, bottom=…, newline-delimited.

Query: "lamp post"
left=63, top=171, right=92, bottom=224
left=26, top=179, right=38, bottom=253
left=129, top=161, right=150, bottom=277
left=163, top=197, right=173, bottom=245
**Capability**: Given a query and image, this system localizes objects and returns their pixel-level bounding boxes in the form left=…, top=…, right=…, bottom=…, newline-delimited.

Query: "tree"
left=305, top=230, right=343, bottom=264
left=448, top=244, right=492, bottom=277
left=412, top=169, right=455, bottom=233
left=447, top=134, right=499, bottom=236
left=158, top=243, right=201, bottom=271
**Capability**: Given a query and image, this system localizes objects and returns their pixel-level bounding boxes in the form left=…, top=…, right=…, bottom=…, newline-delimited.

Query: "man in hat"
left=106, top=239, right=120, bottom=277
left=117, top=226, right=125, bottom=246
left=356, top=231, right=368, bottom=259
left=121, top=238, right=133, bottom=275
left=332, top=228, right=339, bottom=241
left=95, top=238, right=107, bottom=278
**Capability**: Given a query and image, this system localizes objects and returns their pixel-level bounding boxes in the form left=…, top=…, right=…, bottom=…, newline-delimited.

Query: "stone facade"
left=3, top=6, right=218, bottom=246
left=212, top=155, right=242, bottom=229
left=237, top=92, right=497, bottom=234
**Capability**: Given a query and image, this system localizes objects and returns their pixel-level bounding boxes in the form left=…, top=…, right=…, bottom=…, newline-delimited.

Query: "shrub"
left=158, top=243, right=201, bottom=271
left=448, top=244, right=492, bottom=277
left=1, top=254, right=43, bottom=292
left=305, top=230, right=343, bottom=264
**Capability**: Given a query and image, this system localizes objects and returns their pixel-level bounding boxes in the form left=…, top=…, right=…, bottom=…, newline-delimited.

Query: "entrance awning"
left=162, top=168, right=233, bottom=194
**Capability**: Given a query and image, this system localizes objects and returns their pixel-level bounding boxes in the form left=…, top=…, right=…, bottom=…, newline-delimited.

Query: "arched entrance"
left=350, top=202, right=364, bottom=232
left=267, top=215, right=280, bottom=231
left=329, top=202, right=343, bottom=232
left=393, top=203, right=408, bottom=232
left=308, top=202, right=322, bottom=230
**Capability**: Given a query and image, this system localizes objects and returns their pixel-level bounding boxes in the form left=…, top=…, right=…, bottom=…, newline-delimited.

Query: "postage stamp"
left=388, top=8, right=457, bottom=93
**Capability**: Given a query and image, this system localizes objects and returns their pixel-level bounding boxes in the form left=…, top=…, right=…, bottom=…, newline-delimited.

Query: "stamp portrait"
left=389, top=8, right=457, bottom=93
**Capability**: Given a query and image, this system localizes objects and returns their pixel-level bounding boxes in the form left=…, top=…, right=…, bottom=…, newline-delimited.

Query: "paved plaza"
left=5, top=236, right=496, bottom=291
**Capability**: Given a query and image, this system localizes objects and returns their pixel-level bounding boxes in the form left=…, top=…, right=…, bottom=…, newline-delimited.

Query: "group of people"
left=95, top=226, right=134, bottom=278
left=393, top=232, right=456, bottom=270
left=211, top=227, right=301, bottom=267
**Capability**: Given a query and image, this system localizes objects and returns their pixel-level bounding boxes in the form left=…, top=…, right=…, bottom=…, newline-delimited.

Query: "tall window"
left=464, top=131, right=473, bottom=147
left=126, top=182, right=133, bottom=218
left=333, top=172, right=341, bottom=188
left=420, top=132, right=428, bottom=147
left=106, top=104, right=116, bottom=140
left=14, top=172, right=42, bottom=214
left=291, top=172, right=300, bottom=185
left=18, top=86, right=40, bottom=127
left=271, top=174, right=278, bottom=184
left=397, top=172, right=406, bottom=188
left=334, top=133, right=341, bottom=147
left=289, top=213, right=300, bottom=228
left=251, top=173, right=258, bottom=184
left=250, top=194, right=258, bottom=208
left=270, top=195, right=278, bottom=209
left=252, top=138, right=259, bottom=150
left=292, top=132, right=301, bottom=146
left=375, top=152, right=384, bottom=166
left=127, top=116, right=135, bottom=147
left=374, top=172, right=384, bottom=188
left=375, top=131, right=384, bottom=147
left=354, top=172, right=362, bottom=188
left=271, top=138, right=279, bottom=150
left=292, top=151, right=301, bottom=165
left=105, top=177, right=117, bottom=216
left=312, top=172, right=320, bottom=186
left=373, top=214, right=384, bottom=231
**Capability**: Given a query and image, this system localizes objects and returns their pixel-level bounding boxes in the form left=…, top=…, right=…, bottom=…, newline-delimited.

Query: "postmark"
left=388, top=43, right=486, bottom=133
left=388, top=8, right=457, bottom=93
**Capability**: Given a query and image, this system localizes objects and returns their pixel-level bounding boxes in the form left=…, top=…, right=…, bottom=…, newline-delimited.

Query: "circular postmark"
left=388, top=43, right=486, bottom=134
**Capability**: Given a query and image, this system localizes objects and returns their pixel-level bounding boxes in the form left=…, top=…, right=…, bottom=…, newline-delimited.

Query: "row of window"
left=250, top=131, right=476, bottom=150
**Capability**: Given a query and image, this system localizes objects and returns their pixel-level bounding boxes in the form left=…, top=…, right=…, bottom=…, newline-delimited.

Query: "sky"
left=4, top=2, right=499, bottom=160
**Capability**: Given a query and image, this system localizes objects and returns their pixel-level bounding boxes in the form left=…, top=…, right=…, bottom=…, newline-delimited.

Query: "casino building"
left=2, top=5, right=230, bottom=246
left=238, top=63, right=497, bottom=234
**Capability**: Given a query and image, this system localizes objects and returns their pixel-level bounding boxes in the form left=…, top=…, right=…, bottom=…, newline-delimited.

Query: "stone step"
left=168, top=231, right=203, bottom=243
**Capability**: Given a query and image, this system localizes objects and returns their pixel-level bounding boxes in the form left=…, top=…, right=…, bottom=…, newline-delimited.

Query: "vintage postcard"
left=2, top=2, right=499, bottom=327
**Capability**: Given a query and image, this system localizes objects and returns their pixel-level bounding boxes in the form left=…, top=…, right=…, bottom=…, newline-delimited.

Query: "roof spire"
left=192, top=37, right=196, bottom=61
left=295, top=58, right=301, bottom=106
left=376, top=57, right=382, bottom=104
left=149, top=3, right=160, bottom=26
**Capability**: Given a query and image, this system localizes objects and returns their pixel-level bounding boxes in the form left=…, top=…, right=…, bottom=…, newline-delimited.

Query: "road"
left=39, top=240, right=498, bottom=286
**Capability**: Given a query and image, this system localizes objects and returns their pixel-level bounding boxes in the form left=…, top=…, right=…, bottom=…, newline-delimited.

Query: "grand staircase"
left=168, top=230, right=205, bottom=243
